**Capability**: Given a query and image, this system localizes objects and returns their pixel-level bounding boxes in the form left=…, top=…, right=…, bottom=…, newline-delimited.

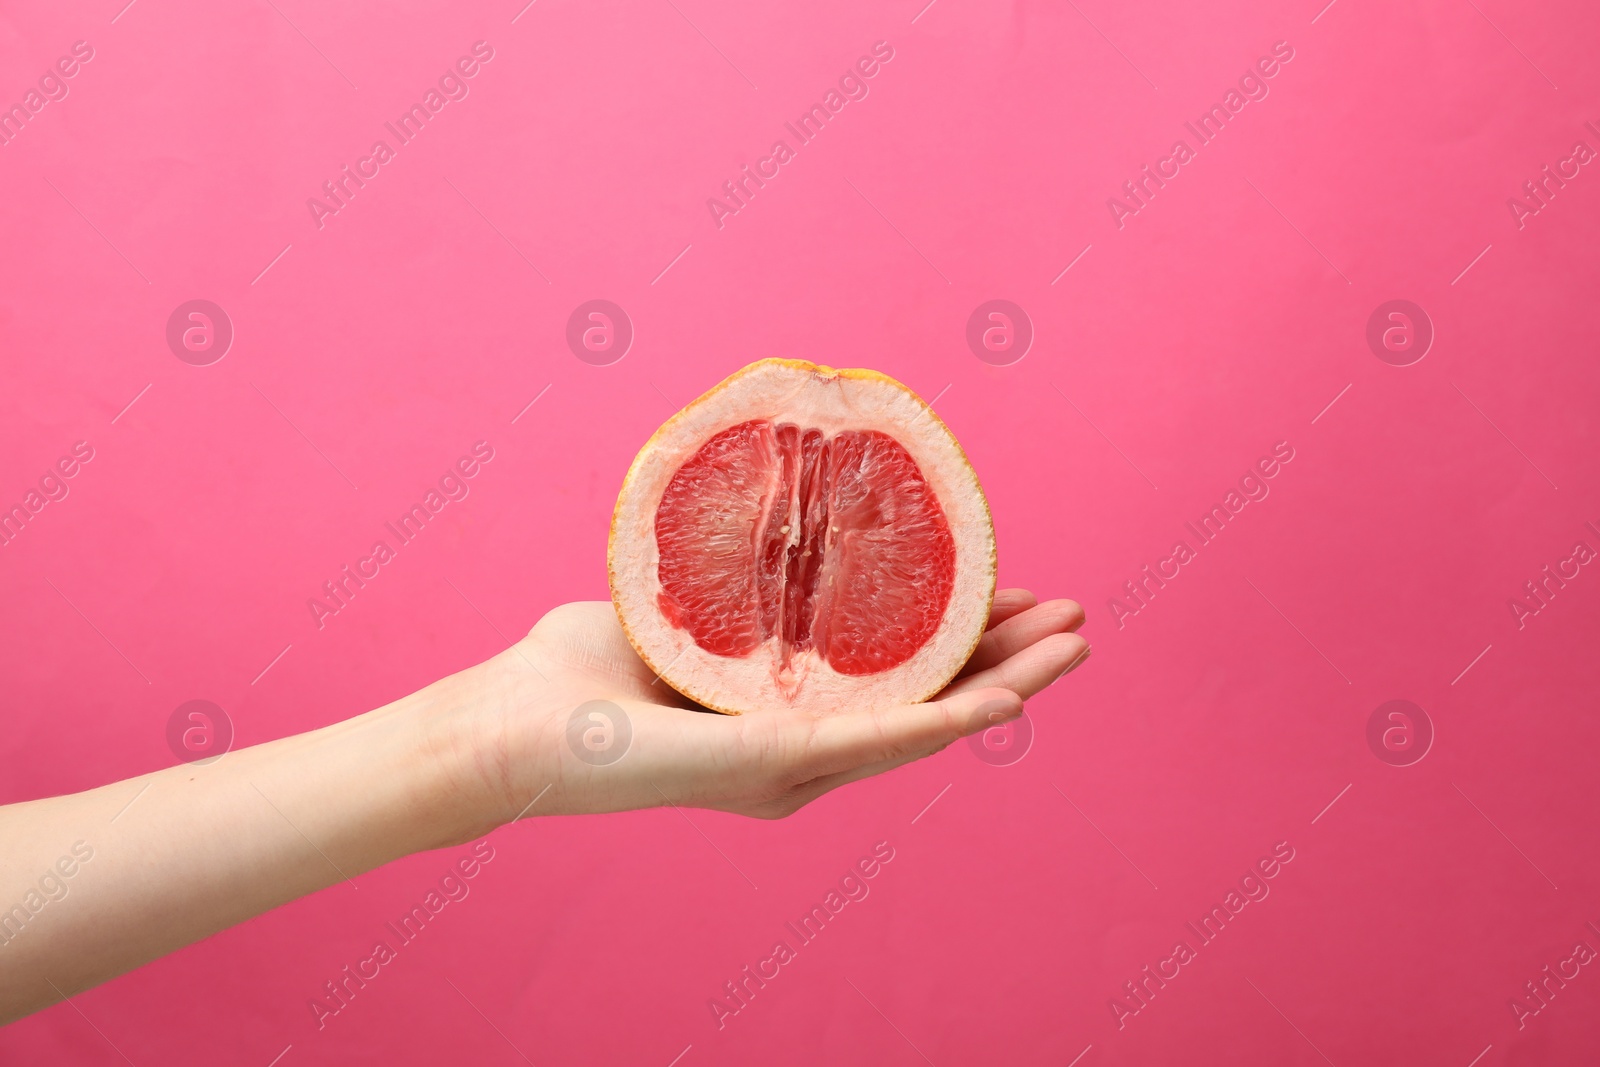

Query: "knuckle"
left=763, top=729, right=819, bottom=793
left=795, top=714, right=825, bottom=774
left=528, top=602, right=576, bottom=638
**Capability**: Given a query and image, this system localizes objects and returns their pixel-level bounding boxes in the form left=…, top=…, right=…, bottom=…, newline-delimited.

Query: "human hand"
left=0, top=588, right=1085, bottom=1020
left=437, top=589, right=1090, bottom=829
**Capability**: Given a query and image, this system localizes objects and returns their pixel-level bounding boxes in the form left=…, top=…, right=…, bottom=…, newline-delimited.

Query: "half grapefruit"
left=608, top=359, right=995, bottom=715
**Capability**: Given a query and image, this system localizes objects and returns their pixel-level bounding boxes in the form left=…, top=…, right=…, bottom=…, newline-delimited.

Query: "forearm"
left=0, top=655, right=509, bottom=1023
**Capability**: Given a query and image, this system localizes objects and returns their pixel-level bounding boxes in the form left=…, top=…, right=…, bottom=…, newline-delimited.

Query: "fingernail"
left=991, top=700, right=1024, bottom=723
left=1052, top=646, right=1092, bottom=685
left=968, top=696, right=1023, bottom=734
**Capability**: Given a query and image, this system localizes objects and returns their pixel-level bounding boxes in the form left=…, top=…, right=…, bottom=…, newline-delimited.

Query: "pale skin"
left=0, top=588, right=1088, bottom=1023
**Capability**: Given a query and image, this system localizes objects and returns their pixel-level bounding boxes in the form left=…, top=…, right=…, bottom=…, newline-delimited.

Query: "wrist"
left=398, top=645, right=559, bottom=847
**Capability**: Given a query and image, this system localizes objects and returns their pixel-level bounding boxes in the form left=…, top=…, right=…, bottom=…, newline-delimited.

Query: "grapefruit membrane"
left=608, top=359, right=995, bottom=716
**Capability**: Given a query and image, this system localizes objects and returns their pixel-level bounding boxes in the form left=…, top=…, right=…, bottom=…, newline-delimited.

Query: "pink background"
left=3, top=0, right=1600, bottom=1062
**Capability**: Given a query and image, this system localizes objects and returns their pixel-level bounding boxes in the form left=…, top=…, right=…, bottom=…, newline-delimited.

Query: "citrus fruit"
left=608, top=359, right=996, bottom=715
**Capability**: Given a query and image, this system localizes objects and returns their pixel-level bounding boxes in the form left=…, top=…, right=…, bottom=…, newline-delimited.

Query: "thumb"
left=940, top=686, right=1025, bottom=743
left=808, top=687, right=1023, bottom=776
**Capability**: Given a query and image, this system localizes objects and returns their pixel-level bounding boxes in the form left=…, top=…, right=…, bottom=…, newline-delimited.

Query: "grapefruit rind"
left=607, top=358, right=996, bottom=716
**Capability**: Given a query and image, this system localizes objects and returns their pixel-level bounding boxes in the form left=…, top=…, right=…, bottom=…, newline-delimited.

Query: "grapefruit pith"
left=608, top=359, right=995, bottom=716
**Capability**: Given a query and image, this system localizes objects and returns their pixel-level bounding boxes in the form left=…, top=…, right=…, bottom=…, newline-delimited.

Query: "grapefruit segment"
left=609, top=359, right=995, bottom=716
left=655, top=421, right=957, bottom=678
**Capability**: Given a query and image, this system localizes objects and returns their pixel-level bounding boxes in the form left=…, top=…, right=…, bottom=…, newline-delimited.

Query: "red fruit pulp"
left=655, top=419, right=957, bottom=676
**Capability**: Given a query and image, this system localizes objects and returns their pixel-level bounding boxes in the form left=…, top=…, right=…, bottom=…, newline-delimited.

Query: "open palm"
left=471, top=589, right=1090, bottom=823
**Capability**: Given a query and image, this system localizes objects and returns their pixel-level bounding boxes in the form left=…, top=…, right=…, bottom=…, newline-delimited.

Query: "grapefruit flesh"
left=654, top=419, right=957, bottom=676
left=609, top=359, right=995, bottom=716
